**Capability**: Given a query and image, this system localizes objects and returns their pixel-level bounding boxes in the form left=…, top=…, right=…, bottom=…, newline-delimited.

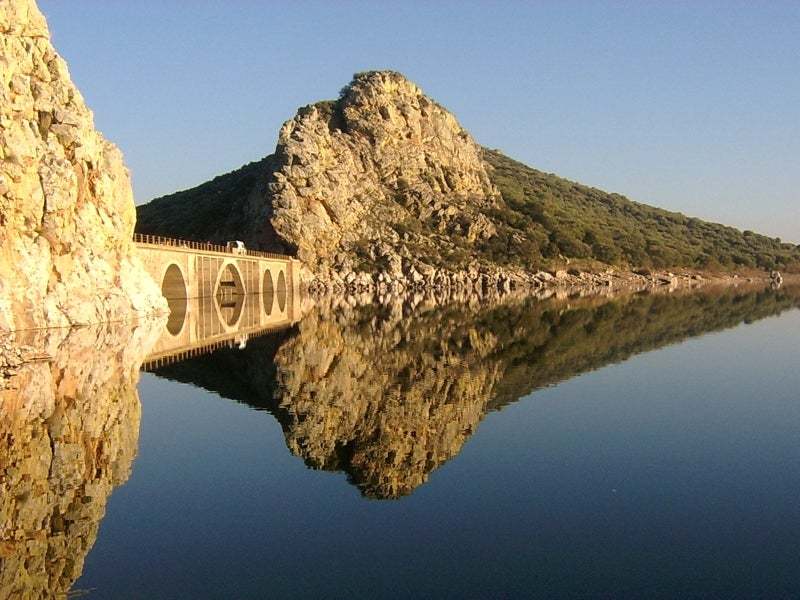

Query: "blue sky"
left=39, top=1, right=799, bottom=242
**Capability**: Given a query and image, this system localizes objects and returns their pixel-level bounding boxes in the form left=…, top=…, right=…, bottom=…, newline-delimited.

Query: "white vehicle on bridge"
left=226, top=240, right=247, bottom=255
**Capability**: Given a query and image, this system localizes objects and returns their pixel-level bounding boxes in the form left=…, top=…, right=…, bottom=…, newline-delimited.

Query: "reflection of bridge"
left=135, top=234, right=302, bottom=370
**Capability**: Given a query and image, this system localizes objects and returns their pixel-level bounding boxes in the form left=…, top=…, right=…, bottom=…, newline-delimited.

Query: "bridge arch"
left=276, top=270, right=287, bottom=312
left=161, top=263, right=187, bottom=336
left=263, top=269, right=274, bottom=316
left=214, top=261, right=246, bottom=328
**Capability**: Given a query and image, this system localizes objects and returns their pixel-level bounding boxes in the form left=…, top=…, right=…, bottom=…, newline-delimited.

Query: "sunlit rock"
left=0, top=0, right=166, bottom=331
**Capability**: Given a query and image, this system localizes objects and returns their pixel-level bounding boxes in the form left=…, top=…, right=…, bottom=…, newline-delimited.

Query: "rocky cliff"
left=262, top=71, right=500, bottom=276
left=137, top=70, right=800, bottom=291
left=137, top=71, right=514, bottom=289
left=0, top=0, right=165, bottom=331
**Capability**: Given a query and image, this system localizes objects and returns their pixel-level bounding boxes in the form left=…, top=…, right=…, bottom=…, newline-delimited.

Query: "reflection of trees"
left=0, top=322, right=161, bottom=598
left=151, top=284, right=800, bottom=499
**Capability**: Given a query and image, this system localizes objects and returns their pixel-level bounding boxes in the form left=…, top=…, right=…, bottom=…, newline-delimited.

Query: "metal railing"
left=133, top=233, right=292, bottom=261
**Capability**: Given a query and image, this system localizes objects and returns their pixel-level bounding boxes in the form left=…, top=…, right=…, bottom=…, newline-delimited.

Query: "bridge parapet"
left=133, top=233, right=291, bottom=261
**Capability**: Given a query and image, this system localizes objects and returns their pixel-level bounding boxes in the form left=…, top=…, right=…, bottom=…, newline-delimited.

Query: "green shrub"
left=483, top=149, right=800, bottom=271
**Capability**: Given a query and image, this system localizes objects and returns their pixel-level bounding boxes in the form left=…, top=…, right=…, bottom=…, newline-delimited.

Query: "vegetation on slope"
left=135, top=157, right=273, bottom=243
left=483, top=149, right=800, bottom=272
left=135, top=146, right=800, bottom=274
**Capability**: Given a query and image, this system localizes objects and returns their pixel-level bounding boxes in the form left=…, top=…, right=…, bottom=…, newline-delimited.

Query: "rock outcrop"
left=258, top=71, right=500, bottom=277
left=137, top=70, right=800, bottom=291
left=0, top=0, right=165, bottom=331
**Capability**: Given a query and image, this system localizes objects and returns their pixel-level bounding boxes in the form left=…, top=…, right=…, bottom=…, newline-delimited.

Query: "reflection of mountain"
left=0, top=323, right=161, bottom=598
left=151, top=284, right=800, bottom=499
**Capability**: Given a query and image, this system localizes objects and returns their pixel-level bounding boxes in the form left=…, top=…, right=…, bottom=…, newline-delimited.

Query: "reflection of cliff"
left=273, top=303, right=504, bottom=498
left=0, top=322, right=161, bottom=599
left=152, top=284, right=800, bottom=499
left=487, top=283, right=800, bottom=407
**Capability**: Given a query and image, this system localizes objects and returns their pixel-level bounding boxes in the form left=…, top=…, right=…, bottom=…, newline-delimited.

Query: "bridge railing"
left=133, top=233, right=292, bottom=260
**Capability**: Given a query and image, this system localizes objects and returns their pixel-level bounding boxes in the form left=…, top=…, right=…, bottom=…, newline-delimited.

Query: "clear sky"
left=38, top=1, right=799, bottom=242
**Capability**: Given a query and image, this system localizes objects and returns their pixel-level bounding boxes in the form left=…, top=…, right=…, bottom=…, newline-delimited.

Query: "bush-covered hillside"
left=136, top=146, right=800, bottom=274
left=482, top=149, right=800, bottom=271
left=135, top=157, right=274, bottom=245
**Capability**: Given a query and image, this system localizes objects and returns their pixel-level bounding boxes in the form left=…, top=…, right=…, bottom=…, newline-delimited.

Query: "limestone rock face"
left=253, top=71, right=499, bottom=279
left=0, top=0, right=165, bottom=331
left=129, top=70, right=509, bottom=287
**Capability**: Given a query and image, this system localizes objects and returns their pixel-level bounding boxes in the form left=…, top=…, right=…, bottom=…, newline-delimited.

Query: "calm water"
left=5, top=285, right=800, bottom=599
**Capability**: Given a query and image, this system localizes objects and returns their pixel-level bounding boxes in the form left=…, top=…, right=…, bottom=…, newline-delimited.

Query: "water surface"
left=4, top=285, right=800, bottom=598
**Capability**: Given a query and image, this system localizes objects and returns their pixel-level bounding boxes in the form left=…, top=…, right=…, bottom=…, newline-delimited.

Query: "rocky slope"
left=137, top=70, right=800, bottom=292
left=0, top=0, right=165, bottom=331
left=138, top=70, right=504, bottom=287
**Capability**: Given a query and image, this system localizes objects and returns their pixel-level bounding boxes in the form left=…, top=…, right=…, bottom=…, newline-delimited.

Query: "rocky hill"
left=136, top=70, right=800, bottom=289
left=0, top=0, right=165, bottom=331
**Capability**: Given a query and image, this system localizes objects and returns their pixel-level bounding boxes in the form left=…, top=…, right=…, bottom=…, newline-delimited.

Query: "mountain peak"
left=136, top=73, right=800, bottom=289
left=245, top=70, right=501, bottom=275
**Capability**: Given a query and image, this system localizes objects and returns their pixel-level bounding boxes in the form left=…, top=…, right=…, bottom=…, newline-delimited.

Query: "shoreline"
left=305, top=265, right=793, bottom=299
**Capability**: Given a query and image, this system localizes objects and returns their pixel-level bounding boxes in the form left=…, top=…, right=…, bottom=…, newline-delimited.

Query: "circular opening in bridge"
left=263, top=270, right=274, bottom=316
left=162, top=264, right=187, bottom=336
left=215, top=262, right=245, bottom=327
left=277, top=270, right=287, bottom=312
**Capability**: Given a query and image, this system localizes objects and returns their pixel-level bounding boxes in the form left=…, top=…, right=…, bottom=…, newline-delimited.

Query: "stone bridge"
left=135, top=234, right=302, bottom=367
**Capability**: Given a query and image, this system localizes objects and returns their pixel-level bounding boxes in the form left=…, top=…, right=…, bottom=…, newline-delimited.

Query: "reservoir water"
left=3, top=284, right=799, bottom=598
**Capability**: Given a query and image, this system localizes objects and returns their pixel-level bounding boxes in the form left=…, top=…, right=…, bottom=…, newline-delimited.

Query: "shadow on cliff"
left=148, top=284, right=800, bottom=500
